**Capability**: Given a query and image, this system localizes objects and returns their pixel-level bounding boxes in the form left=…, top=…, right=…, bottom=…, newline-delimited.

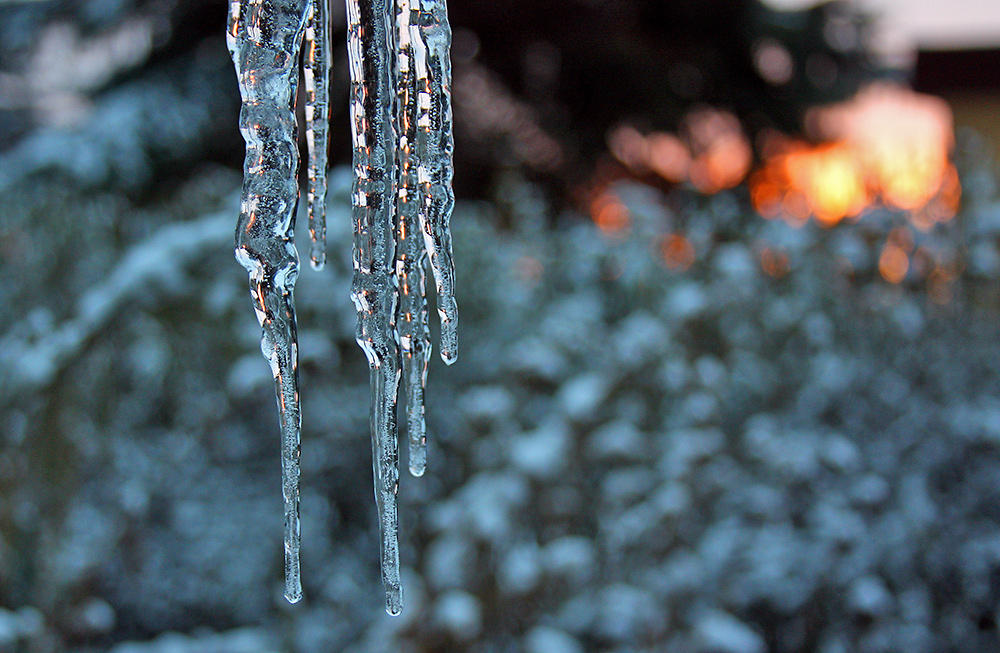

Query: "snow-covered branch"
left=0, top=209, right=233, bottom=403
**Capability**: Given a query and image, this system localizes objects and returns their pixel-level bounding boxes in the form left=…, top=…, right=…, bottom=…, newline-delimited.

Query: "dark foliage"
left=0, top=0, right=880, bottom=202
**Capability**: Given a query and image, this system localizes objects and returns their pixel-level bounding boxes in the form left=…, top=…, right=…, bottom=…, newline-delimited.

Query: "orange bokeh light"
left=596, top=85, right=963, bottom=293
left=647, top=132, right=691, bottom=183
left=751, top=84, right=961, bottom=227
left=607, top=107, right=752, bottom=193
left=685, top=108, right=753, bottom=194
left=759, top=246, right=790, bottom=278
left=660, top=233, right=696, bottom=270
left=590, top=191, right=630, bottom=235
left=879, top=244, right=909, bottom=284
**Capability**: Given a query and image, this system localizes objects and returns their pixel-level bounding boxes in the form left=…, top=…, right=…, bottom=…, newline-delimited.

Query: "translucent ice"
left=227, top=0, right=457, bottom=614
left=410, top=0, right=458, bottom=365
left=396, top=0, right=432, bottom=478
left=227, top=0, right=310, bottom=604
left=304, top=0, right=330, bottom=270
left=346, top=0, right=403, bottom=614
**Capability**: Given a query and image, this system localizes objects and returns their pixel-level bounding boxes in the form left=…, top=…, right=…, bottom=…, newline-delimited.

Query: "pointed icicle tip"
left=385, top=586, right=403, bottom=616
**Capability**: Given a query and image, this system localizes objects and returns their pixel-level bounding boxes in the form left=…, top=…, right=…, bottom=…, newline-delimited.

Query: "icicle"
left=304, top=0, right=330, bottom=270
left=346, top=0, right=404, bottom=615
left=395, top=0, right=432, bottom=477
left=227, top=0, right=311, bottom=604
left=411, top=0, right=458, bottom=365
left=227, top=0, right=457, bottom=615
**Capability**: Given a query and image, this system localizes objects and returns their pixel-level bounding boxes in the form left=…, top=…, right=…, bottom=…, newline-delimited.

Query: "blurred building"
left=766, top=0, right=1000, bottom=165
left=915, top=47, right=1000, bottom=169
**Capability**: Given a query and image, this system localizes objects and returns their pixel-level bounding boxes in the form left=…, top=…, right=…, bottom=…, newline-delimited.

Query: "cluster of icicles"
left=226, top=0, right=457, bottom=614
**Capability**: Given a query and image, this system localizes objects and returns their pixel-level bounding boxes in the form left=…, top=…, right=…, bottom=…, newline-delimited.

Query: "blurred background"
left=2, top=0, right=1000, bottom=651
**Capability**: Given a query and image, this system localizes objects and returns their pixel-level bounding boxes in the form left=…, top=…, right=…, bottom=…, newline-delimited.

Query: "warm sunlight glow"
left=597, top=85, right=964, bottom=294
left=783, top=142, right=869, bottom=225
left=685, top=108, right=754, bottom=193
left=647, top=133, right=691, bottom=183
left=750, top=84, right=960, bottom=227
left=608, top=108, right=751, bottom=193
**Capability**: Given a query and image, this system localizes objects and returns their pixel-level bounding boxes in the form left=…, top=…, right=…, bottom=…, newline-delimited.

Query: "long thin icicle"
left=227, top=0, right=310, bottom=604
left=303, top=0, right=330, bottom=270
left=412, top=0, right=458, bottom=364
left=395, top=0, right=432, bottom=478
left=346, top=0, right=404, bottom=615
left=228, top=0, right=457, bottom=614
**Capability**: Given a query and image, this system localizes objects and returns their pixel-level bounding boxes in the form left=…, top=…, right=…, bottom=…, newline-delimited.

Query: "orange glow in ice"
left=750, top=84, right=960, bottom=227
